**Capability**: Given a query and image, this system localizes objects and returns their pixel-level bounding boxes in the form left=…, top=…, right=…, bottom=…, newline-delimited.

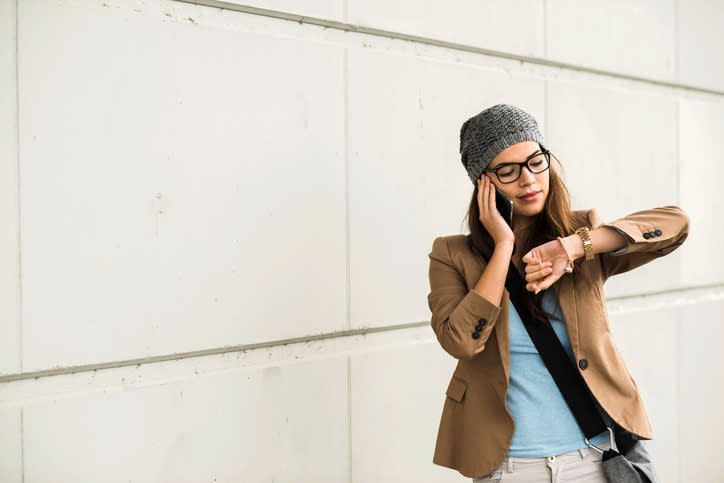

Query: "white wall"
left=1, top=0, right=723, bottom=481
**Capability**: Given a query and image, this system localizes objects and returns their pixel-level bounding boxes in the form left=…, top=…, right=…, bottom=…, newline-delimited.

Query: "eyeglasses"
left=484, top=149, right=551, bottom=184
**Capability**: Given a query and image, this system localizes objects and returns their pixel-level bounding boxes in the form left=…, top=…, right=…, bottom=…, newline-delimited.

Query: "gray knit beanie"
left=459, top=104, right=545, bottom=184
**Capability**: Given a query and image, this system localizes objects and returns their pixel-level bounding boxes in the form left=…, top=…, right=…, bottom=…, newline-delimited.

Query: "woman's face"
left=484, top=141, right=549, bottom=219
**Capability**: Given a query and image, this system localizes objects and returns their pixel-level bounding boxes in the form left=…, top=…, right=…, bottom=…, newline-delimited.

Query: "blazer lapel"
left=554, top=275, right=580, bottom=360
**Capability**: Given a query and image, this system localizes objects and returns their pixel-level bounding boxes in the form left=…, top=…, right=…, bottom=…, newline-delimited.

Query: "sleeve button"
left=643, top=232, right=651, bottom=239
left=654, top=229, right=662, bottom=236
left=472, top=332, right=481, bottom=339
left=475, top=324, right=483, bottom=332
left=478, top=318, right=487, bottom=326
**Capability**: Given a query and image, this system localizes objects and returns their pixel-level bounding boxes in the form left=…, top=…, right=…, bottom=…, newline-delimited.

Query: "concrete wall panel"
left=679, top=98, right=724, bottom=287
left=0, top=0, right=21, bottom=376
left=679, top=299, right=724, bottom=481
left=19, top=0, right=346, bottom=371
left=21, top=357, right=348, bottom=482
left=610, top=308, right=679, bottom=482
left=351, top=342, right=457, bottom=482
left=677, top=0, right=724, bottom=92
left=546, top=0, right=676, bottom=82
left=0, top=409, right=23, bottom=483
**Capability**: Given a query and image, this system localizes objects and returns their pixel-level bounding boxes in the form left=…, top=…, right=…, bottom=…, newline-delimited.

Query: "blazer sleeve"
left=588, top=205, right=690, bottom=281
left=427, top=236, right=503, bottom=360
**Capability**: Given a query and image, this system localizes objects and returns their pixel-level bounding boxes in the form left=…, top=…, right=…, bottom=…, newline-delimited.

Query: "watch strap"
left=576, top=227, right=595, bottom=261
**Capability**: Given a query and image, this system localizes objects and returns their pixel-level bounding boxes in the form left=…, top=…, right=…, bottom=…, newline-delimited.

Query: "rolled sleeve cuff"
left=605, top=226, right=629, bottom=254
left=453, top=289, right=502, bottom=353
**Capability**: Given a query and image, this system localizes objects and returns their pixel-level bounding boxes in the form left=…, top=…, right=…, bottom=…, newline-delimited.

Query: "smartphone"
left=494, top=188, right=514, bottom=228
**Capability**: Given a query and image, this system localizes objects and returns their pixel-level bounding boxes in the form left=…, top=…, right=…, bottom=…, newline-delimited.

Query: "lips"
left=518, top=191, right=541, bottom=201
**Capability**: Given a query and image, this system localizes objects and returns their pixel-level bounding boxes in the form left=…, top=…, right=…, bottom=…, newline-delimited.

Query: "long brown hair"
left=464, top=145, right=577, bottom=324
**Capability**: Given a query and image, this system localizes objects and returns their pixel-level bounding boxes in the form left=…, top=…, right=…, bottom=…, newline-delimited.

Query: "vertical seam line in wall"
left=673, top=0, right=681, bottom=212
left=675, top=98, right=680, bottom=207
left=14, top=0, right=23, bottom=377
left=542, top=0, right=548, bottom=59
left=542, top=0, right=548, bottom=144
left=676, top=305, right=682, bottom=483
left=673, top=0, right=679, bottom=83
left=344, top=49, right=351, bottom=330
left=14, top=2, right=25, bottom=475
left=347, top=356, right=352, bottom=483
left=20, top=408, right=25, bottom=483
left=544, top=79, right=549, bottom=145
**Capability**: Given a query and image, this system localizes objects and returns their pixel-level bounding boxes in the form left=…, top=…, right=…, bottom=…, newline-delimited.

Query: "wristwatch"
left=576, top=227, right=595, bottom=261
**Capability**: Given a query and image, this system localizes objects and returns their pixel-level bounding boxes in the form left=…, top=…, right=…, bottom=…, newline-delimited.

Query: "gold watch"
left=576, top=227, right=595, bottom=261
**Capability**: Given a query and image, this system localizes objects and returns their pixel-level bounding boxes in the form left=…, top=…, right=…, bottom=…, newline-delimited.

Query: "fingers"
left=482, top=175, right=489, bottom=216
left=477, top=177, right=485, bottom=216
left=525, top=261, right=551, bottom=273
left=525, top=265, right=552, bottom=282
left=477, top=175, right=492, bottom=218
left=526, top=272, right=561, bottom=294
left=522, top=250, right=537, bottom=265
left=525, top=252, right=548, bottom=290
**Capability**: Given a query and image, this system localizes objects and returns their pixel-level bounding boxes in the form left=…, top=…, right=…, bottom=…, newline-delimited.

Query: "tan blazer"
left=427, top=206, right=690, bottom=478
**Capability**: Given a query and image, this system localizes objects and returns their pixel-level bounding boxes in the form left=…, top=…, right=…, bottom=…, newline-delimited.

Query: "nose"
left=518, top=164, right=537, bottom=185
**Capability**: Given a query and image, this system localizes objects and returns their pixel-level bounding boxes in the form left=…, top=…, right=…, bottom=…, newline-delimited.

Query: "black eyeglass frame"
left=484, top=148, right=551, bottom=184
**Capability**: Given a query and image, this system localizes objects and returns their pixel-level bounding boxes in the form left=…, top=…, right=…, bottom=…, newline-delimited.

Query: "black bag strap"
left=503, top=260, right=609, bottom=440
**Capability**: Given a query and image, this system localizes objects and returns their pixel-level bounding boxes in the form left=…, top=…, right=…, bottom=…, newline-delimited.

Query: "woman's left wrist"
left=562, top=234, right=585, bottom=261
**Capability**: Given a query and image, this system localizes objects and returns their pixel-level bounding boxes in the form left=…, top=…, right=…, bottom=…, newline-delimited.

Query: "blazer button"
left=643, top=232, right=651, bottom=239
left=579, top=359, right=589, bottom=370
left=472, top=332, right=481, bottom=339
left=654, top=229, right=662, bottom=236
left=478, top=318, right=487, bottom=326
left=475, top=324, right=483, bottom=332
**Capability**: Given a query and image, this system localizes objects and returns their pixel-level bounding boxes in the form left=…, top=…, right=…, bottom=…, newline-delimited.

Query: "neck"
left=513, top=213, right=537, bottom=233
left=512, top=214, right=539, bottom=251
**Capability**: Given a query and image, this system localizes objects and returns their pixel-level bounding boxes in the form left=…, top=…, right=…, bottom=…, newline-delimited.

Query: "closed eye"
left=498, top=167, right=515, bottom=176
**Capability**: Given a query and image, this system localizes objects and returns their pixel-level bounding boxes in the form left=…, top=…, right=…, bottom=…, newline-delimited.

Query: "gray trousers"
left=472, top=442, right=611, bottom=482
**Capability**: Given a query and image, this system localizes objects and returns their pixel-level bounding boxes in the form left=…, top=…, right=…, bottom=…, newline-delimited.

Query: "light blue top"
left=505, top=288, right=614, bottom=457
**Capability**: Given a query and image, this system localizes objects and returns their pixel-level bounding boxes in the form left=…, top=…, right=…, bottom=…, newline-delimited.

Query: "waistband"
left=503, top=441, right=611, bottom=471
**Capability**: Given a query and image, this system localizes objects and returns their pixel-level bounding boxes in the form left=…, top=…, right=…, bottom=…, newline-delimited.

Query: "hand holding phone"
left=477, top=175, right=514, bottom=246
left=494, top=188, right=513, bottom=229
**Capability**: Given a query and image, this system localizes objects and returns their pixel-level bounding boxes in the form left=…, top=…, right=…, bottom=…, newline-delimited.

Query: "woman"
left=427, top=104, right=689, bottom=482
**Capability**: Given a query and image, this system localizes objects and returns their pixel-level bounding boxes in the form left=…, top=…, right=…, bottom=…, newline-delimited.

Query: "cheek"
left=496, top=186, right=517, bottom=200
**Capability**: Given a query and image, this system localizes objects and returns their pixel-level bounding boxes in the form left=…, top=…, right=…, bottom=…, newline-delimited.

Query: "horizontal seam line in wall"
left=1, top=282, right=722, bottom=384
left=174, top=0, right=724, bottom=97
left=0, top=321, right=425, bottom=384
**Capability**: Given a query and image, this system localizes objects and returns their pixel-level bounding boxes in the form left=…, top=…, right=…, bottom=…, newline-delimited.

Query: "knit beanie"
left=459, top=104, right=545, bottom=184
